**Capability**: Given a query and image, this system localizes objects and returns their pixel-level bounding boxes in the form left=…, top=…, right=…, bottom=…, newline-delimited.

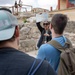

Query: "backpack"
left=28, top=59, right=43, bottom=75
left=48, top=38, right=75, bottom=75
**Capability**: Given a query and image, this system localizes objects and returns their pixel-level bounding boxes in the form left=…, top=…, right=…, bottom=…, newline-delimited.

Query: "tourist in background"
left=36, top=21, right=52, bottom=48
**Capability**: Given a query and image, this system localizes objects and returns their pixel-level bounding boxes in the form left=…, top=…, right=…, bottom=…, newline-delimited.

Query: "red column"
left=58, top=0, right=60, bottom=10
left=66, top=0, right=69, bottom=8
left=50, top=7, right=52, bottom=11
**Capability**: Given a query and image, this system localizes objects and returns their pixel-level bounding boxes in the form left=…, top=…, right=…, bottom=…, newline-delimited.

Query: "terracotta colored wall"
left=50, top=8, right=75, bottom=21
left=69, top=2, right=74, bottom=7
left=57, top=0, right=75, bottom=10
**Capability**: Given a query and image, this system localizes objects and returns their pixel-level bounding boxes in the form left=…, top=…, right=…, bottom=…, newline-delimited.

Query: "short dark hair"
left=0, top=7, right=12, bottom=13
left=51, top=14, right=68, bottom=34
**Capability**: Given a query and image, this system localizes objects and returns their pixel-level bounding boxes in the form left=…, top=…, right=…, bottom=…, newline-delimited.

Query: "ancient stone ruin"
left=19, top=19, right=75, bottom=52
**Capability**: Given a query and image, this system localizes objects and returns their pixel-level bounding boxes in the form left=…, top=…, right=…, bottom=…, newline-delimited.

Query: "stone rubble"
left=19, top=20, right=75, bottom=52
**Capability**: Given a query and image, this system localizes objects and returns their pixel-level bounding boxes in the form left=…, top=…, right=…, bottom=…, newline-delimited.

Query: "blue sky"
left=0, top=0, right=58, bottom=10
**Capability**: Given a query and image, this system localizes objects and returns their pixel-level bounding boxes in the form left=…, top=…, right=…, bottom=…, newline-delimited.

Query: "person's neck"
left=52, top=31, right=63, bottom=39
left=0, top=40, right=18, bottom=49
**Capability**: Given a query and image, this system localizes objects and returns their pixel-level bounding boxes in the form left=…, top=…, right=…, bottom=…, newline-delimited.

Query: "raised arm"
left=36, top=22, right=44, bottom=33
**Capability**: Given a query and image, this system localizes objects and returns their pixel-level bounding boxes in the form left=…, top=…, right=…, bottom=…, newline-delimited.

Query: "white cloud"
left=22, top=0, right=35, bottom=5
left=0, top=0, right=58, bottom=10
left=37, top=0, right=57, bottom=10
left=22, top=0, right=57, bottom=9
left=21, top=0, right=38, bottom=7
left=21, top=0, right=58, bottom=10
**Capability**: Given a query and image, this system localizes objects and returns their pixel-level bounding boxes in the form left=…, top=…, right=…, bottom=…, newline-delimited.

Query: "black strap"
left=28, top=59, right=43, bottom=75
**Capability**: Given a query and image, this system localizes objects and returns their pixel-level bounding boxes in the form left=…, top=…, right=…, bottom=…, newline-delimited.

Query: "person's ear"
left=49, top=23, right=52, bottom=30
left=15, top=26, right=19, bottom=37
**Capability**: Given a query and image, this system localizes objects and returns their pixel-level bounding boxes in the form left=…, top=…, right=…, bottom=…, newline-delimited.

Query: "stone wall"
left=19, top=23, right=40, bottom=52
left=64, top=21, right=75, bottom=46
left=19, top=21, right=75, bottom=52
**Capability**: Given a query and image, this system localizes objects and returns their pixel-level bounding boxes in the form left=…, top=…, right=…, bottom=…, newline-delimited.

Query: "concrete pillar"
left=25, top=8, right=27, bottom=12
left=17, top=6, right=18, bottom=15
left=31, top=6, right=33, bottom=10
left=66, top=0, right=69, bottom=8
left=12, top=6, right=14, bottom=14
left=58, top=0, right=60, bottom=10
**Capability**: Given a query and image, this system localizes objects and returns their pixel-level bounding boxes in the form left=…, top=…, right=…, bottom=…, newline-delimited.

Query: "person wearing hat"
left=36, top=21, right=52, bottom=48
left=0, top=9, right=56, bottom=75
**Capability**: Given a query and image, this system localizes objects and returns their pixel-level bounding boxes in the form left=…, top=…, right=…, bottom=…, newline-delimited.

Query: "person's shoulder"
left=11, top=48, right=57, bottom=75
left=13, top=49, right=35, bottom=60
left=8, top=47, right=35, bottom=63
left=40, top=43, right=53, bottom=49
left=38, top=43, right=56, bottom=53
left=33, top=59, right=57, bottom=75
left=39, top=60, right=52, bottom=69
left=38, top=60, right=57, bottom=75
